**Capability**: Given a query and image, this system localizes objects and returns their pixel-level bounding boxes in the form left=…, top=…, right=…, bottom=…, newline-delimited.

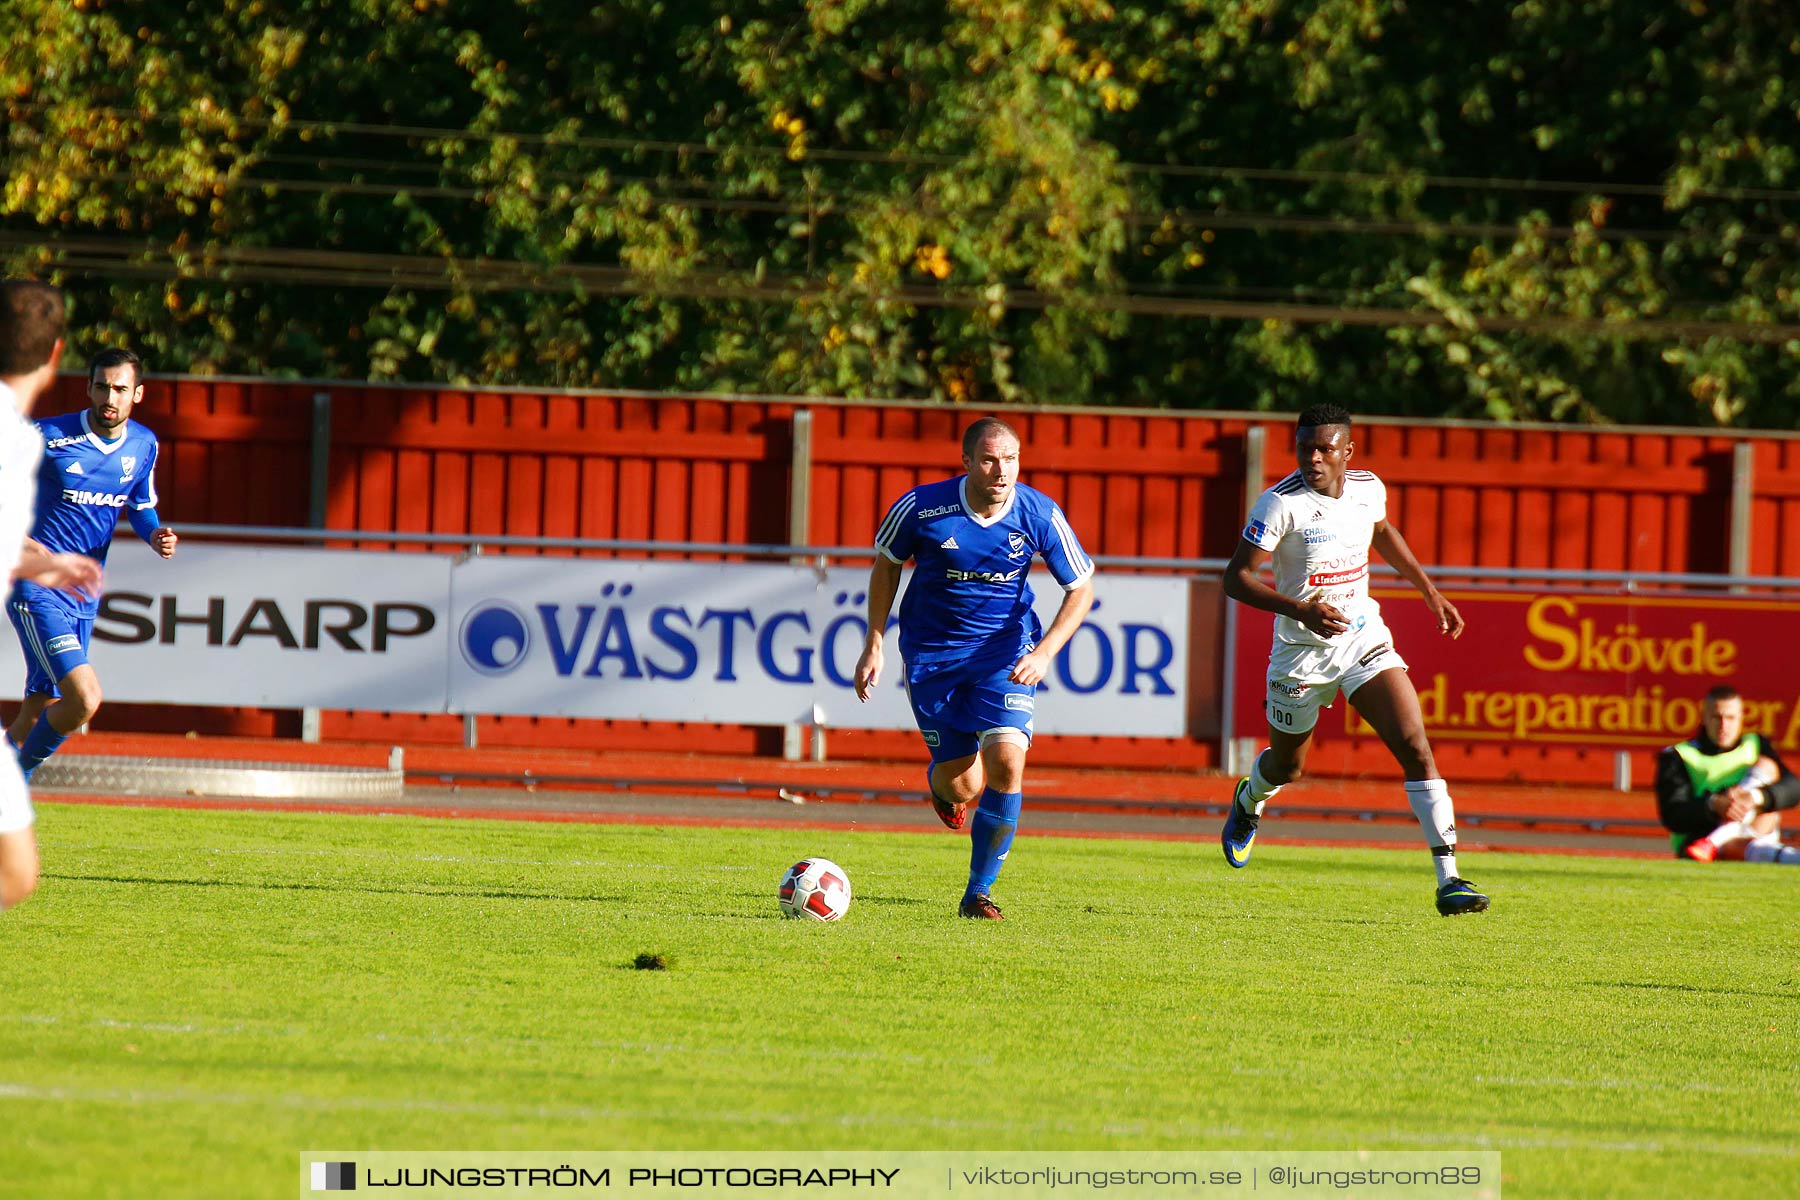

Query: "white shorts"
left=1264, top=621, right=1408, bottom=735
left=0, top=752, right=31, bottom=835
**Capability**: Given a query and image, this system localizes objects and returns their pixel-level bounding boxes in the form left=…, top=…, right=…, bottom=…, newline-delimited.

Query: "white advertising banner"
left=0, top=545, right=1190, bottom=735
left=447, top=558, right=1189, bottom=735
left=0, top=543, right=451, bottom=711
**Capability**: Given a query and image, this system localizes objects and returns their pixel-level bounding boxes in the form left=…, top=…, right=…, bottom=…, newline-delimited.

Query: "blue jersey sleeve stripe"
left=136, top=443, right=159, bottom=508
left=874, top=490, right=915, bottom=555
left=1049, top=508, right=1093, bottom=577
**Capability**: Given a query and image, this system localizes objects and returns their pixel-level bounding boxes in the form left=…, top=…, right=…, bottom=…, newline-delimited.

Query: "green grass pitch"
left=1, top=802, right=1795, bottom=1198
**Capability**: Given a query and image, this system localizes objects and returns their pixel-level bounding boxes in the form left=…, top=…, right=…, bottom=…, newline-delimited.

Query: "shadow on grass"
left=729, top=890, right=933, bottom=908
left=44, top=872, right=627, bottom=904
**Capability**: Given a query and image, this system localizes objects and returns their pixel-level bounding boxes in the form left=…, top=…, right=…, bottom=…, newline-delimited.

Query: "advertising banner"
left=0, top=542, right=451, bottom=711
left=447, top=557, right=1189, bottom=735
left=1230, top=588, right=1800, bottom=752
left=0, top=544, right=1190, bottom=735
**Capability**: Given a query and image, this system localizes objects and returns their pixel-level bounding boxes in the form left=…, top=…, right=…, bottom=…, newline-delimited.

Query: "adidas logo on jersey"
left=940, top=536, right=959, bottom=549
left=66, top=462, right=83, bottom=474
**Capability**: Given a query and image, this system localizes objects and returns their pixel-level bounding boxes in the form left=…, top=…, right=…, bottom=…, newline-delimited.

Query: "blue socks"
left=964, top=787, right=1023, bottom=902
left=16, top=711, right=69, bottom=780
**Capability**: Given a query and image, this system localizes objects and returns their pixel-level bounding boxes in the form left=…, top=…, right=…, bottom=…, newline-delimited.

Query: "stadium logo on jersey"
left=60, top=489, right=128, bottom=508
left=918, top=504, right=959, bottom=518
left=459, top=601, right=532, bottom=675
left=1006, top=531, right=1028, bottom=559
left=1003, top=693, right=1034, bottom=712
left=945, top=567, right=1020, bottom=584
left=939, top=536, right=960, bottom=549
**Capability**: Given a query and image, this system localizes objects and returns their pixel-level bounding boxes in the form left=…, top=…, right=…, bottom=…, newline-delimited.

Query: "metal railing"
left=161, top=524, right=1800, bottom=590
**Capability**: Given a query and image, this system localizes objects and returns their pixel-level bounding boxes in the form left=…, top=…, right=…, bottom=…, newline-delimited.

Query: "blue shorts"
left=9, top=595, right=91, bottom=698
left=904, top=656, right=1037, bottom=763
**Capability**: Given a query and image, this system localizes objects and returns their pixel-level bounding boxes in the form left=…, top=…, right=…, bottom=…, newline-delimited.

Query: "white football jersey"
left=1241, top=468, right=1387, bottom=648
left=0, top=382, right=45, bottom=583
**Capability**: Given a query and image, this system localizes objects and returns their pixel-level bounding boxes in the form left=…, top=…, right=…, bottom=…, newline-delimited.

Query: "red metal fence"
left=47, top=375, right=1800, bottom=575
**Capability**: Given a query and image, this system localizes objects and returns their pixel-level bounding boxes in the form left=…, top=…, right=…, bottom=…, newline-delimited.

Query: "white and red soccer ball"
left=778, top=857, right=852, bottom=921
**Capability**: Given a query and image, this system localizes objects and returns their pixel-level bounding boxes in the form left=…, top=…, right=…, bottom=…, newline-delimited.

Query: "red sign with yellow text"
left=1230, top=590, right=1800, bottom=752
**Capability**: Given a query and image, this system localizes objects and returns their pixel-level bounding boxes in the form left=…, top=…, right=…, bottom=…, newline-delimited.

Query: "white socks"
left=1700, top=821, right=1799, bottom=864
left=1701, top=820, right=1755, bottom=851
left=1240, top=764, right=1470, bottom=884
left=1719, top=763, right=1778, bottom=851
left=1404, top=778, right=1460, bottom=885
left=1240, top=754, right=1283, bottom=816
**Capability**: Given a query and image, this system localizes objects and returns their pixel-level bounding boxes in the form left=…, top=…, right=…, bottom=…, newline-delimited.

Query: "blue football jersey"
left=875, top=476, right=1094, bottom=677
left=15, top=410, right=162, bottom=617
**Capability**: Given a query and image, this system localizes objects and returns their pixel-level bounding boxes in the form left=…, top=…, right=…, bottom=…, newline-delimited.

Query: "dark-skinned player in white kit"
left=1220, top=403, right=1489, bottom=916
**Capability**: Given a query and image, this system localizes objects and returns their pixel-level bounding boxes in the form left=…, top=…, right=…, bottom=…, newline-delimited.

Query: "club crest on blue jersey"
left=872, top=474, right=1095, bottom=678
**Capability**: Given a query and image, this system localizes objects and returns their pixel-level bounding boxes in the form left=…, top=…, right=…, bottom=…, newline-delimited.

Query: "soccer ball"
left=778, top=857, right=852, bottom=921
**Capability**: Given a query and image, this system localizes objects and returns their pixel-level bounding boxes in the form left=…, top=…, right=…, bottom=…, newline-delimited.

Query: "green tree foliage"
left=3, top=0, right=1798, bottom=426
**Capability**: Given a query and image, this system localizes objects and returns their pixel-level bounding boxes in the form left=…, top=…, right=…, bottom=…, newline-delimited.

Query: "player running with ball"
left=1221, top=404, right=1489, bottom=916
left=854, top=418, right=1094, bottom=920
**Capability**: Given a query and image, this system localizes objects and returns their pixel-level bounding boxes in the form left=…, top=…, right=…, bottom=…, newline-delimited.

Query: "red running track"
left=31, top=732, right=1673, bottom=859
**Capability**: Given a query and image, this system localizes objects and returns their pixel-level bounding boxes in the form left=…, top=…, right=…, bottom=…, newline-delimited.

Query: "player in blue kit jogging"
left=853, top=417, right=1095, bottom=920
left=8, top=347, right=177, bottom=778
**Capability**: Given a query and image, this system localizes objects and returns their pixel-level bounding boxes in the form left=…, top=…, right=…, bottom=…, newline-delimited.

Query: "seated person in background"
left=1656, top=685, right=1800, bottom=864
